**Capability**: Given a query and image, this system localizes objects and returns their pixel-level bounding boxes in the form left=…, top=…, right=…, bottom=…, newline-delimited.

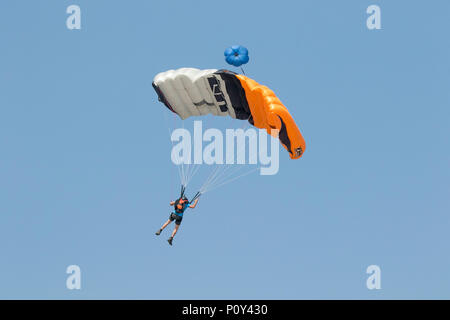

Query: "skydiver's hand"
left=189, top=198, right=199, bottom=208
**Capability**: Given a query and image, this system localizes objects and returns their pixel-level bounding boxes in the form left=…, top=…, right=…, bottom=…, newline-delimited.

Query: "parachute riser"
left=190, top=191, right=202, bottom=203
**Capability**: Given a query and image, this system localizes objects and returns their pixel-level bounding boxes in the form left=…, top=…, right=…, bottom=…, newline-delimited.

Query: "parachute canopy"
left=152, top=68, right=305, bottom=159
left=224, top=45, right=249, bottom=67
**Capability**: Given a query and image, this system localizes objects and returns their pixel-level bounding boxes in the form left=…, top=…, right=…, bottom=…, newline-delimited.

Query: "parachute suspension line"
left=178, top=119, right=201, bottom=190
left=172, top=117, right=191, bottom=190
left=162, top=109, right=198, bottom=193
left=199, top=163, right=229, bottom=194
left=205, top=166, right=231, bottom=189
left=189, top=164, right=201, bottom=183
left=198, top=164, right=222, bottom=194
left=175, top=119, right=185, bottom=187
left=162, top=108, right=184, bottom=191
left=183, top=163, right=193, bottom=186
left=182, top=162, right=201, bottom=190
left=240, top=67, right=246, bottom=75
left=198, top=124, right=259, bottom=193
left=202, top=166, right=261, bottom=194
left=200, top=164, right=249, bottom=194
left=202, top=164, right=240, bottom=192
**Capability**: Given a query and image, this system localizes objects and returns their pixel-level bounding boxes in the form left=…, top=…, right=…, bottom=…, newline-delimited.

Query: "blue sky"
left=0, top=0, right=449, bottom=299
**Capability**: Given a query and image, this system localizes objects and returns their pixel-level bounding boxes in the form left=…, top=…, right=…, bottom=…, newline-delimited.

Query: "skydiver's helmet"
left=181, top=196, right=189, bottom=203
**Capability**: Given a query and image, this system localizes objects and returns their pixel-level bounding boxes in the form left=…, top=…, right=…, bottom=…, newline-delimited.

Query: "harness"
left=174, top=185, right=201, bottom=216
left=174, top=198, right=189, bottom=215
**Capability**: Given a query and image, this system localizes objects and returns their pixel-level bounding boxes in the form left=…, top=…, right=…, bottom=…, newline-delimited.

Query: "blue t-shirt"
left=173, top=201, right=190, bottom=217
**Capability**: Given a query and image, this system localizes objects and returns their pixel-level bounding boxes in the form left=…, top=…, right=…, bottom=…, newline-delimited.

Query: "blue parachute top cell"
left=224, top=45, right=249, bottom=67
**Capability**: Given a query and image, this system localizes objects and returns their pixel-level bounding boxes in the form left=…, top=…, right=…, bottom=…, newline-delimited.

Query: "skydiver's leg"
left=161, top=219, right=172, bottom=230
left=156, top=218, right=172, bottom=235
left=167, top=220, right=181, bottom=245
left=171, top=224, right=180, bottom=238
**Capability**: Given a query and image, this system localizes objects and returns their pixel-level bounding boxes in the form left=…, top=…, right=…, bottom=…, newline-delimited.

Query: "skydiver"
left=155, top=196, right=199, bottom=246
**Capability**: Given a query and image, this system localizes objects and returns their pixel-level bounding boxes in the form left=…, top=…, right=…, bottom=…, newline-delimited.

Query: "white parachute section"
left=153, top=68, right=238, bottom=120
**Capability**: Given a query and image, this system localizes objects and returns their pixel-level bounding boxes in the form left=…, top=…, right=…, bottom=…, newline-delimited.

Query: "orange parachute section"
left=235, top=74, right=306, bottom=159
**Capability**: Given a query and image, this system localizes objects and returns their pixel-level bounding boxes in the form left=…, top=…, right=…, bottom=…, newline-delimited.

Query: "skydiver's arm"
left=189, top=198, right=199, bottom=208
left=170, top=201, right=175, bottom=206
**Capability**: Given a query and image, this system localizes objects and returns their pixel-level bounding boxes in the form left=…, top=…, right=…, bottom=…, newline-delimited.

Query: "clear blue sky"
left=0, top=0, right=449, bottom=299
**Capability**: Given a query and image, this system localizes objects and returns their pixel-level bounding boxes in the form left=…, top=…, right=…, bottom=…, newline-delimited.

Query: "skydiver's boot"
left=155, top=229, right=162, bottom=236
left=167, top=237, right=173, bottom=246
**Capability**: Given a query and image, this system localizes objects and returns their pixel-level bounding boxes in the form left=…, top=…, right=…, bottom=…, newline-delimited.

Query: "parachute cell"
left=152, top=68, right=305, bottom=159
